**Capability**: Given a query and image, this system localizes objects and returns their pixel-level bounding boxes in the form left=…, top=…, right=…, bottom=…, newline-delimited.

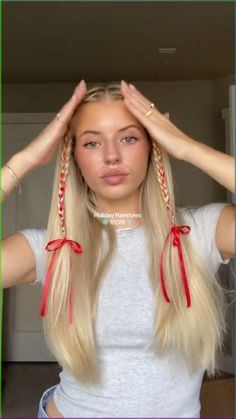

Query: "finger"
left=124, top=92, right=161, bottom=124
left=121, top=84, right=154, bottom=118
left=164, top=112, right=170, bottom=120
left=121, top=81, right=164, bottom=119
left=121, top=81, right=150, bottom=110
left=123, top=82, right=157, bottom=116
left=123, top=96, right=152, bottom=129
left=55, top=80, right=87, bottom=125
left=59, top=80, right=87, bottom=119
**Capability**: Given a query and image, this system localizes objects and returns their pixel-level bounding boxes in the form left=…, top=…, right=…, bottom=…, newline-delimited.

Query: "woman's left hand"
left=120, top=80, right=195, bottom=161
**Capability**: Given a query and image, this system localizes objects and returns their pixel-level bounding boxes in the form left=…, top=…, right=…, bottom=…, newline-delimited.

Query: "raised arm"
left=2, top=80, right=87, bottom=288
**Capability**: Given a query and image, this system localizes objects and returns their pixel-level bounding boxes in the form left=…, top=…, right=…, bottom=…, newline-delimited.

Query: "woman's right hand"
left=23, top=80, right=87, bottom=169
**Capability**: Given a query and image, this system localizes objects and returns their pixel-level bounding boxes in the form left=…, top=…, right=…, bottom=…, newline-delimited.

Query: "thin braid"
left=152, top=141, right=175, bottom=226
left=58, top=133, right=73, bottom=237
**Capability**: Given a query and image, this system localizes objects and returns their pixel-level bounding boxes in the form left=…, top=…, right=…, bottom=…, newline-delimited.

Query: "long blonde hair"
left=42, top=83, right=229, bottom=384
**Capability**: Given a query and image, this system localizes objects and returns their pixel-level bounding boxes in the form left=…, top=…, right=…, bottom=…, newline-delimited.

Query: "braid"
left=152, top=140, right=192, bottom=308
left=58, top=133, right=73, bottom=237
left=152, top=140, right=175, bottom=226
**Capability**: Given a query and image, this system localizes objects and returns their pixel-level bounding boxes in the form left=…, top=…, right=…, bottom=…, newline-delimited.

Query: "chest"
left=95, top=242, right=154, bottom=348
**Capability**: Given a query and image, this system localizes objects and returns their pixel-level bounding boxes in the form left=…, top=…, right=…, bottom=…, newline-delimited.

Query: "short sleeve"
left=179, top=202, right=232, bottom=275
left=18, top=228, right=47, bottom=286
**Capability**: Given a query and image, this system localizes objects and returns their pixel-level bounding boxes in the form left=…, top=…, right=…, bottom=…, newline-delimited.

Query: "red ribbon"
left=160, top=225, right=191, bottom=308
left=40, top=238, right=83, bottom=323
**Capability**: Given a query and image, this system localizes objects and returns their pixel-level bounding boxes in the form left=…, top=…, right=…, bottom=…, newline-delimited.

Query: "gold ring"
left=145, top=103, right=155, bottom=117
left=56, top=113, right=66, bottom=125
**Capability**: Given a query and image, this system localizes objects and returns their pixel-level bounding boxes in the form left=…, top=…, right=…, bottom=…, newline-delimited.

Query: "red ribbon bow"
left=40, top=238, right=83, bottom=323
left=160, top=225, right=191, bottom=308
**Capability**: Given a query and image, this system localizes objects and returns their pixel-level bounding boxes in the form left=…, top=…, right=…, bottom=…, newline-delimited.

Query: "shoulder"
left=18, top=228, right=47, bottom=254
left=177, top=202, right=231, bottom=272
left=17, top=228, right=47, bottom=286
left=18, top=228, right=47, bottom=243
left=177, top=202, right=230, bottom=228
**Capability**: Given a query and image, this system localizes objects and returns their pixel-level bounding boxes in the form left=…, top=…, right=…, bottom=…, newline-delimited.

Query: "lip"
left=101, top=174, right=128, bottom=185
left=101, top=171, right=128, bottom=178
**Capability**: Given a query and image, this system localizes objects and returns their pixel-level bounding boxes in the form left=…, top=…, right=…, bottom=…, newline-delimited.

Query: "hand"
left=120, top=80, right=194, bottom=160
left=23, top=80, right=87, bottom=169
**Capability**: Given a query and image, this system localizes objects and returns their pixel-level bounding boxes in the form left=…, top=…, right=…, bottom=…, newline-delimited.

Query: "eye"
left=123, top=136, right=138, bottom=144
left=83, top=141, right=98, bottom=149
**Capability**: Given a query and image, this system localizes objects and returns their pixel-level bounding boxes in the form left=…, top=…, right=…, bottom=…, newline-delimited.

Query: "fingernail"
left=121, top=80, right=128, bottom=87
left=74, top=80, right=85, bottom=92
left=73, top=85, right=80, bottom=94
left=129, top=83, right=136, bottom=90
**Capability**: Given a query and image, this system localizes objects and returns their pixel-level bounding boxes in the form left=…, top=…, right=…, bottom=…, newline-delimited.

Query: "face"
left=71, top=99, right=151, bottom=211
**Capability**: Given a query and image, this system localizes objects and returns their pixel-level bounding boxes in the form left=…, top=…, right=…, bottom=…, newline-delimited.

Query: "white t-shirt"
left=19, top=202, right=231, bottom=418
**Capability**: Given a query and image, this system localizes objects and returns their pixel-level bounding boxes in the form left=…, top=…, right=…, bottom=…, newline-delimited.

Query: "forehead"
left=71, top=99, right=145, bottom=134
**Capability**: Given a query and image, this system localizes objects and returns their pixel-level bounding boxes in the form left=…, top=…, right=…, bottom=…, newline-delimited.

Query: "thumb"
left=55, top=80, right=87, bottom=127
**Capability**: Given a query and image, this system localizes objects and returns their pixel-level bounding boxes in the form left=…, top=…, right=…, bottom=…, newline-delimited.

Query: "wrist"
left=10, top=150, right=35, bottom=177
left=181, top=137, right=202, bottom=163
left=1, top=151, right=34, bottom=201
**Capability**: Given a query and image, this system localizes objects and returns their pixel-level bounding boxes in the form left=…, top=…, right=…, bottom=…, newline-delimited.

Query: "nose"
left=103, top=142, right=122, bottom=164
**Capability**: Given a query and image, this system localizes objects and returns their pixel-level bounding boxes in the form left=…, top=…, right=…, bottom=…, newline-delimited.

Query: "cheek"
left=74, top=146, right=98, bottom=174
left=128, top=143, right=150, bottom=167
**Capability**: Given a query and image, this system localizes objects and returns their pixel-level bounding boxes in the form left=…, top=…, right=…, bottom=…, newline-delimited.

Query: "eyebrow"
left=78, top=124, right=143, bottom=139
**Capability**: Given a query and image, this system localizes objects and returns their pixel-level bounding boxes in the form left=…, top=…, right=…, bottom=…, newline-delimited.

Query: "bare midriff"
left=45, top=397, right=64, bottom=418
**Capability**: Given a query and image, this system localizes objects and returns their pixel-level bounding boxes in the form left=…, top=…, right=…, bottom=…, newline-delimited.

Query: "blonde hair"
left=43, top=82, right=230, bottom=384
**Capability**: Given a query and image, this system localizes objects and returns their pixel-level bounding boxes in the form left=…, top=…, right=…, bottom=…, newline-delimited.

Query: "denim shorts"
left=37, top=384, right=58, bottom=418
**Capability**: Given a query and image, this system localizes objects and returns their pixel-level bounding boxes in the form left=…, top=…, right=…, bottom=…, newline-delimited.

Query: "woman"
left=2, top=80, right=234, bottom=418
